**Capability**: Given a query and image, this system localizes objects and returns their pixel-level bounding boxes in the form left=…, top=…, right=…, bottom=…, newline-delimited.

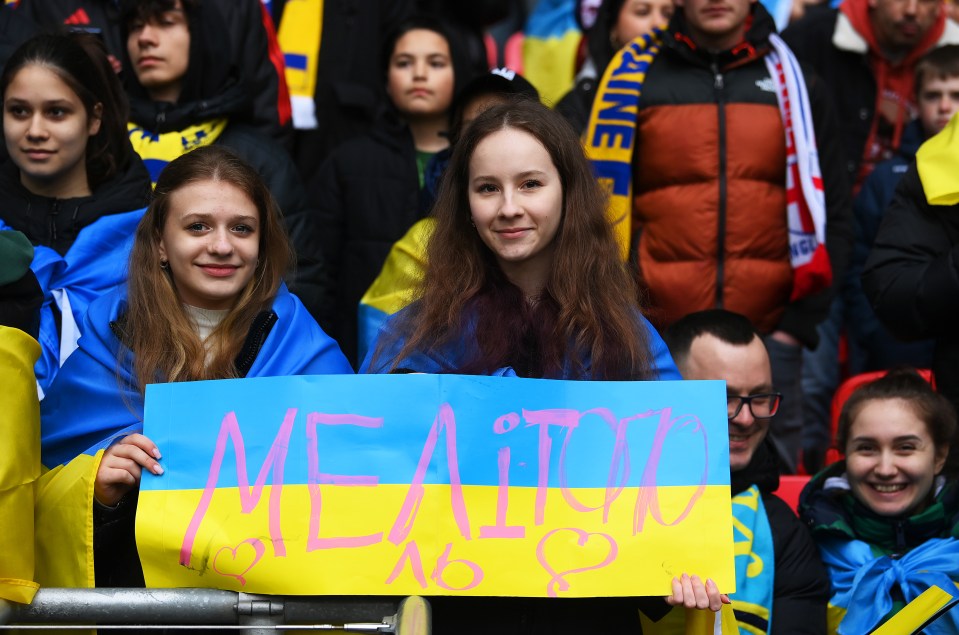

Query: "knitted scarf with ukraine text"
left=585, top=31, right=831, bottom=300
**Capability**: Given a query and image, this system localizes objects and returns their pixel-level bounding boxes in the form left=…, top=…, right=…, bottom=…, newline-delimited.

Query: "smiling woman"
left=799, top=369, right=959, bottom=634
left=38, top=146, right=352, bottom=588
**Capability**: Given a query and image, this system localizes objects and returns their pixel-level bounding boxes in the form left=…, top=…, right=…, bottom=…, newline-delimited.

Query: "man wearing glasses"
left=664, top=309, right=829, bottom=634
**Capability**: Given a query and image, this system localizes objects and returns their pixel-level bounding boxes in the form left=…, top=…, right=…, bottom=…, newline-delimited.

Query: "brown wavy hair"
left=377, top=99, right=654, bottom=379
left=125, top=146, right=293, bottom=393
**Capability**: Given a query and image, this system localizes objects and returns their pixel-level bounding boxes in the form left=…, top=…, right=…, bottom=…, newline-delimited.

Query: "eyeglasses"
left=727, top=393, right=782, bottom=420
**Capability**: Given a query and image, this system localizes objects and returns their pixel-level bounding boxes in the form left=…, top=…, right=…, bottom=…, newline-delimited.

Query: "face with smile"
left=845, top=398, right=948, bottom=517
left=127, top=0, right=190, bottom=103
left=468, top=127, right=563, bottom=296
left=158, top=179, right=260, bottom=310
left=611, top=0, right=675, bottom=49
left=3, top=64, right=101, bottom=199
left=869, top=0, right=940, bottom=55
left=917, top=75, right=959, bottom=137
left=386, top=28, right=454, bottom=119
left=675, top=0, right=756, bottom=51
left=681, top=334, right=773, bottom=472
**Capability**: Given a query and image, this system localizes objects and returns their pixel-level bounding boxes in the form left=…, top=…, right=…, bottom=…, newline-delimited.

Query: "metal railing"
left=0, top=589, right=430, bottom=635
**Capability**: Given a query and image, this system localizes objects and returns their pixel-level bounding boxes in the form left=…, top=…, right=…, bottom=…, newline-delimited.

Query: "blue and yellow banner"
left=138, top=374, right=735, bottom=597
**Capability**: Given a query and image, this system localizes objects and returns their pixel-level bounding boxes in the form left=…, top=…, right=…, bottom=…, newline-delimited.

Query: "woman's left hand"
left=665, top=573, right=731, bottom=612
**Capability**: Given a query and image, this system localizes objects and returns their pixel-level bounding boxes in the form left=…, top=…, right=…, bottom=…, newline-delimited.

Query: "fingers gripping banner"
left=137, top=374, right=735, bottom=598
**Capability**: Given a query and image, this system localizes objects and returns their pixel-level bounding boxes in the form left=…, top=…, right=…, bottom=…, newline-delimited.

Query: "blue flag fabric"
left=40, top=284, right=352, bottom=468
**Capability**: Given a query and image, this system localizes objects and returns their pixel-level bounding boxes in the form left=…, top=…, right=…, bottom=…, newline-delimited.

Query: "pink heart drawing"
left=536, top=528, right=619, bottom=597
left=212, top=538, right=265, bottom=586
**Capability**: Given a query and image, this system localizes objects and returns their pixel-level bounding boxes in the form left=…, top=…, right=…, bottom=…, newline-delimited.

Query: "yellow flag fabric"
left=0, top=326, right=41, bottom=603
left=34, top=453, right=103, bottom=588
left=917, top=112, right=959, bottom=206
left=277, top=0, right=323, bottom=129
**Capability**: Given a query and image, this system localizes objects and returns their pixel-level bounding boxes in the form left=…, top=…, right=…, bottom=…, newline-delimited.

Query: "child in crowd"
left=0, top=33, right=151, bottom=394
left=357, top=67, right=540, bottom=360
left=310, top=16, right=473, bottom=367
left=36, top=146, right=351, bottom=588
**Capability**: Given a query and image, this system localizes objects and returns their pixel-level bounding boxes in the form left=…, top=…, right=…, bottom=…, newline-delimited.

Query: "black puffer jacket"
left=862, top=163, right=959, bottom=427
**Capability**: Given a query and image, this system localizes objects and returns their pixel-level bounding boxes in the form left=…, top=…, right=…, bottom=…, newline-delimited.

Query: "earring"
left=160, top=260, right=169, bottom=270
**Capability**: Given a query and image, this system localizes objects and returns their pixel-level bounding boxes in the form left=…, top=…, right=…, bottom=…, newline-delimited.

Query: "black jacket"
left=17, top=0, right=291, bottom=144
left=0, top=148, right=151, bottom=256
left=310, top=111, right=428, bottom=367
left=730, top=441, right=830, bottom=634
left=862, top=163, right=959, bottom=423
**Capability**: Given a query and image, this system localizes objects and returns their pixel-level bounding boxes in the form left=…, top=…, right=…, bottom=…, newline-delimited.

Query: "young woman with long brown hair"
left=361, top=100, right=724, bottom=634
left=363, top=98, right=678, bottom=381
left=37, top=146, right=351, bottom=587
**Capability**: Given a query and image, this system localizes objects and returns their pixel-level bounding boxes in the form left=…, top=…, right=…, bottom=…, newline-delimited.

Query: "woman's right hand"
left=94, top=433, right=164, bottom=507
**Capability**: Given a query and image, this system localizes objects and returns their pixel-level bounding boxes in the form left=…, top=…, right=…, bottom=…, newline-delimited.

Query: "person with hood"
left=121, top=0, right=330, bottom=325
left=0, top=32, right=152, bottom=394
left=310, top=15, right=474, bottom=367
left=665, top=309, right=829, bottom=634
left=17, top=0, right=291, bottom=144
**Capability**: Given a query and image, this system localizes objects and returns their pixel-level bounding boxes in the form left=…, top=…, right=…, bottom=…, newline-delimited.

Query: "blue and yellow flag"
left=522, top=0, right=581, bottom=106
left=137, top=374, right=735, bottom=597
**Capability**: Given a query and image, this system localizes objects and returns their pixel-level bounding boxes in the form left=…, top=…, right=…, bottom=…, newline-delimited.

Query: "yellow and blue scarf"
left=128, top=119, right=227, bottom=186
left=820, top=536, right=959, bottom=634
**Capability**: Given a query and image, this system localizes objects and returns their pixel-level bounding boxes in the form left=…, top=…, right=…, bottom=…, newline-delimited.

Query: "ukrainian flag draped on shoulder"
left=640, top=485, right=774, bottom=634
left=1, top=209, right=147, bottom=396
left=34, top=284, right=351, bottom=587
left=357, top=218, right=433, bottom=363
left=584, top=29, right=661, bottom=261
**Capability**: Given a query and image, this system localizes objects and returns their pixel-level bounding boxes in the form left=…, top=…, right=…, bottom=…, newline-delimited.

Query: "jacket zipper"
left=713, top=60, right=727, bottom=309
left=49, top=199, right=61, bottom=245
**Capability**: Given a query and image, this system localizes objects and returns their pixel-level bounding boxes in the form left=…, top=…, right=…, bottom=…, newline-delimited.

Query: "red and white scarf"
left=765, top=34, right=832, bottom=301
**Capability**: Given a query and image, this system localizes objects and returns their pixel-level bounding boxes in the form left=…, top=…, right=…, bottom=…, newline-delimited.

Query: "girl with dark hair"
left=0, top=32, right=152, bottom=392
left=310, top=15, right=474, bottom=367
left=362, top=99, right=720, bottom=633
left=799, top=369, right=959, bottom=634
left=37, top=146, right=351, bottom=587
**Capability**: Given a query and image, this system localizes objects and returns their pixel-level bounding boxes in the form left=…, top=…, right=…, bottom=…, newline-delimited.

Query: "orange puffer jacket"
left=629, top=8, right=852, bottom=347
